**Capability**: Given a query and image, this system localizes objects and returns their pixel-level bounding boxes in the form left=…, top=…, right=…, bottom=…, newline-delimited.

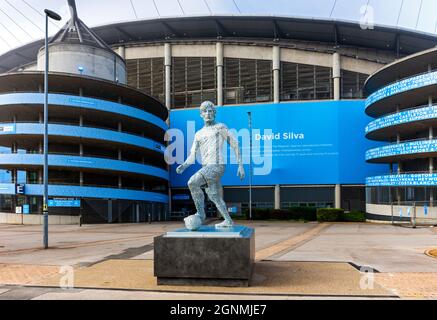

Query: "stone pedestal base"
left=154, top=226, right=255, bottom=287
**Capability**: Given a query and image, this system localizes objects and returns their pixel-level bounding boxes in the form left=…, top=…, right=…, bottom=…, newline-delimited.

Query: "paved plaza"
left=0, top=221, right=436, bottom=299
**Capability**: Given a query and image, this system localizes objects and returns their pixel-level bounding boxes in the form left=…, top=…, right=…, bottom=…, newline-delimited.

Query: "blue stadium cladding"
left=169, top=101, right=387, bottom=188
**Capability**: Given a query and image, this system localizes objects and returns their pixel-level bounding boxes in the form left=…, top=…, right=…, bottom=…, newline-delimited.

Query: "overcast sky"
left=0, top=0, right=436, bottom=56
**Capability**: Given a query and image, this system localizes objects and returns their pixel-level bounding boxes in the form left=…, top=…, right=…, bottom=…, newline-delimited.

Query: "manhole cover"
left=425, top=249, right=437, bottom=259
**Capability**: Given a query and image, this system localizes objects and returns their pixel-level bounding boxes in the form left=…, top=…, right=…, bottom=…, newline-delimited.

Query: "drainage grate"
left=349, top=262, right=380, bottom=273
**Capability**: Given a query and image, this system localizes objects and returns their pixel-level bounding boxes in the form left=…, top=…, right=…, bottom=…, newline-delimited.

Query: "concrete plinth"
left=154, top=225, right=255, bottom=287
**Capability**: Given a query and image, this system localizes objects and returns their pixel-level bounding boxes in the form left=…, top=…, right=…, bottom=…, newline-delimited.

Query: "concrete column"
left=118, top=149, right=122, bottom=160
left=108, top=200, right=113, bottom=223
left=118, top=176, right=122, bottom=188
left=39, top=113, right=43, bottom=124
left=79, top=172, right=83, bottom=186
left=273, top=46, right=281, bottom=103
left=335, top=184, right=341, bottom=209
left=397, top=162, right=402, bottom=174
left=429, top=96, right=433, bottom=106
left=136, top=203, right=140, bottom=223
left=118, top=46, right=126, bottom=60
left=168, top=188, right=172, bottom=216
left=79, top=88, right=83, bottom=97
left=216, top=42, right=224, bottom=106
left=164, top=43, right=172, bottom=109
left=396, top=133, right=401, bottom=143
left=79, top=143, right=83, bottom=156
left=333, top=53, right=341, bottom=101
left=12, top=114, right=17, bottom=123
left=38, top=170, right=43, bottom=184
left=79, top=115, right=83, bottom=127
left=274, top=184, right=281, bottom=210
left=118, top=122, right=122, bottom=132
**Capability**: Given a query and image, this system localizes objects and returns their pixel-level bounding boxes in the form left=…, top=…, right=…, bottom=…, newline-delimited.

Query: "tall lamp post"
left=43, top=9, right=62, bottom=249
left=247, top=112, right=253, bottom=220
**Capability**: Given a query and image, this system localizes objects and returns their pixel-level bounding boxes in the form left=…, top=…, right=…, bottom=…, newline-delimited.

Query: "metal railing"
left=388, top=200, right=437, bottom=227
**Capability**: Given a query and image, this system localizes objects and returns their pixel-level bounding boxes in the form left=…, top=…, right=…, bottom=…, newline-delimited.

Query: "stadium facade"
left=1, top=4, right=437, bottom=223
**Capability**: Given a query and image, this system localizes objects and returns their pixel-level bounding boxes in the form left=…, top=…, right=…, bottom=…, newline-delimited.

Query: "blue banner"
left=168, top=101, right=387, bottom=187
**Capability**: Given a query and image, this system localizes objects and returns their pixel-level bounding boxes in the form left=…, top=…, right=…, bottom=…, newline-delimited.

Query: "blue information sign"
left=22, top=204, right=30, bottom=214
left=48, top=199, right=81, bottom=208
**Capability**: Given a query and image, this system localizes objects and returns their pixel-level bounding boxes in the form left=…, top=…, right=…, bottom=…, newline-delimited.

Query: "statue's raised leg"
left=187, top=172, right=207, bottom=221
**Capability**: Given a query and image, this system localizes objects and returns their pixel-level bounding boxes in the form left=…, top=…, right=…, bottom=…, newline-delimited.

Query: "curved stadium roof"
left=1, top=0, right=437, bottom=72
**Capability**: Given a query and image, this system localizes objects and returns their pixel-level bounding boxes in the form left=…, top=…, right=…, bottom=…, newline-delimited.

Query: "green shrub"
left=316, top=208, right=344, bottom=222
left=288, top=207, right=317, bottom=221
left=341, top=210, right=366, bottom=222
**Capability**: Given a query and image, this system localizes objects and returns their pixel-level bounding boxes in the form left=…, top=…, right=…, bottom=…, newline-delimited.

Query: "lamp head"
left=44, top=9, right=62, bottom=21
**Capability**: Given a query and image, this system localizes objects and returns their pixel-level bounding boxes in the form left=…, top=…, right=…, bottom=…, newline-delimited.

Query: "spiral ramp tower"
left=365, top=48, right=437, bottom=224
left=0, top=0, right=168, bottom=224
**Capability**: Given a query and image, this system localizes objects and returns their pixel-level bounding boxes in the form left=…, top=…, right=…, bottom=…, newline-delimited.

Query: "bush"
left=288, top=207, right=317, bottom=221
left=341, top=210, right=366, bottom=222
left=316, top=208, right=344, bottom=222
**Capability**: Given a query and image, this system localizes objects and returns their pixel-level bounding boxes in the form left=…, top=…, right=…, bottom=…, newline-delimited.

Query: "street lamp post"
left=43, top=9, right=62, bottom=249
left=248, top=112, right=253, bottom=220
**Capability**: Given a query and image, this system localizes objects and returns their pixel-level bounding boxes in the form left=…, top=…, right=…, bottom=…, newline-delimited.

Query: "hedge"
left=237, top=207, right=366, bottom=222
left=316, top=209, right=366, bottom=222
left=341, top=210, right=366, bottom=222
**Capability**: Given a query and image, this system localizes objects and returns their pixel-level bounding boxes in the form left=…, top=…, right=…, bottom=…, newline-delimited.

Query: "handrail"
left=0, top=121, right=162, bottom=143
left=0, top=90, right=164, bottom=118
left=368, top=68, right=437, bottom=100
left=372, top=102, right=437, bottom=119
left=0, top=152, right=167, bottom=170
left=385, top=137, right=437, bottom=145
left=0, top=180, right=166, bottom=192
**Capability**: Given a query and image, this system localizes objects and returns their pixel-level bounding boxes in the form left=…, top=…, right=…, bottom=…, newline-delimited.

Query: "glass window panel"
left=315, top=66, right=332, bottom=100
left=297, top=64, right=315, bottom=100
left=281, top=62, right=298, bottom=101
left=256, top=60, right=272, bottom=102
left=240, top=59, right=256, bottom=103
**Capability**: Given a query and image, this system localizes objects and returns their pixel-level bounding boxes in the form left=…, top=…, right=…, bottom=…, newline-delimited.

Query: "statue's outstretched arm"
left=224, top=128, right=245, bottom=180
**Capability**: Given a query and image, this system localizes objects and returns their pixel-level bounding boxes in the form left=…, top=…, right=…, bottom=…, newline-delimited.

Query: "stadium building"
left=1, top=1, right=437, bottom=223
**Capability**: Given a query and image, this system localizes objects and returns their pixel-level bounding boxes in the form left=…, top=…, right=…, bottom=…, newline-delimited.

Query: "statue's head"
left=200, top=101, right=216, bottom=123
